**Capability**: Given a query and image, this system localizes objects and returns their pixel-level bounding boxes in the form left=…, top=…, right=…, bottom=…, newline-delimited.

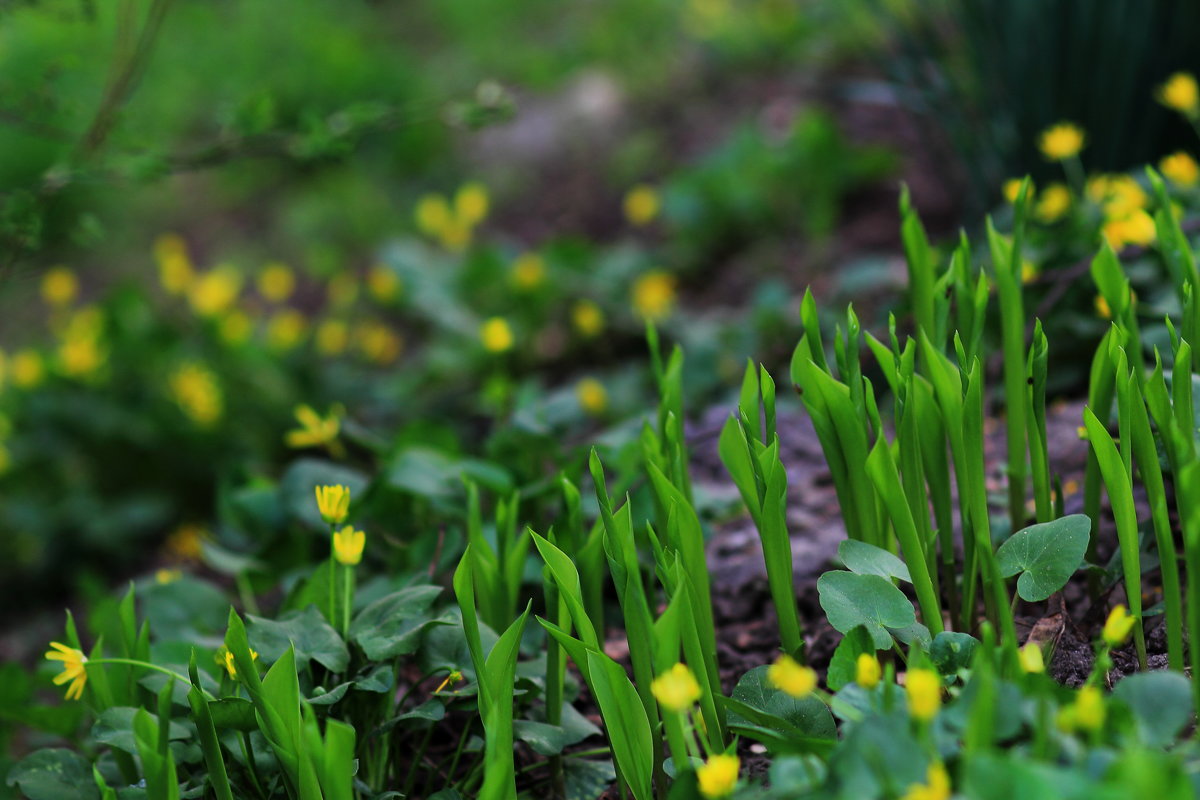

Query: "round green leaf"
left=817, top=571, right=916, bottom=648
left=838, top=539, right=912, bottom=582
left=729, top=665, right=836, bottom=739
left=995, top=515, right=1090, bottom=601
left=1112, top=670, right=1193, bottom=747
left=5, top=749, right=98, bottom=800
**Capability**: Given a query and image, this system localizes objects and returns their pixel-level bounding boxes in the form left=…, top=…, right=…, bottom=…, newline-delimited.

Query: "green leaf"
left=91, top=707, right=190, bottom=755
left=837, top=540, right=911, bottom=582
left=995, top=515, right=1090, bottom=601
left=207, top=698, right=257, bottom=732
left=6, top=749, right=99, bottom=800
left=563, top=757, right=617, bottom=800
left=826, top=627, right=876, bottom=691
left=817, top=571, right=916, bottom=648
left=513, top=720, right=568, bottom=756
left=585, top=650, right=655, bottom=800
left=728, top=665, right=836, bottom=740
left=1112, top=671, right=1193, bottom=747
left=930, top=632, right=980, bottom=676
left=348, top=585, right=446, bottom=660
left=248, top=605, right=350, bottom=673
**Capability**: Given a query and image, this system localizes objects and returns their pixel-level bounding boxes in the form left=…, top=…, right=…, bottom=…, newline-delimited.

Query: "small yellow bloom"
left=257, top=262, right=295, bottom=303
left=169, top=363, right=223, bottom=426
left=438, top=221, right=472, bottom=253
left=57, top=333, right=105, bottom=378
left=433, top=669, right=464, bottom=694
left=623, top=184, right=661, bottom=226
left=41, top=267, right=79, bottom=307
left=315, top=485, right=351, bottom=524
left=901, top=762, right=951, bottom=800
left=415, top=194, right=452, bottom=236
left=155, top=568, right=181, bottom=585
left=333, top=525, right=366, bottom=566
left=155, top=234, right=194, bottom=295
left=367, top=264, right=401, bottom=302
left=1018, top=642, right=1045, bottom=674
left=10, top=350, right=44, bottom=388
left=1160, top=151, right=1200, bottom=187
left=650, top=663, right=702, bottom=712
left=1063, top=478, right=1080, bottom=495
left=265, top=309, right=307, bottom=351
left=1095, top=294, right=1112, bottom=319
left=480, top=317, right=514, bottom=353
left=216, top=646, right=258, bottom=679
left=1020, top=259, right=1038, bottom=285
left=1102, top=210, right=1156, bottom=250
left=511, top=252, right=546, bottom=289
left=1002, top=178, right=1027, bottom=205
left=768, top=654, right=817, bottom=698
left=1102, top=604, right=1136, bottom=647
left=855, top=653, right=881, bottom=688
left=455, top=182, right=490, bottom=227
left=1158, top=72, right=1199, bottom=117
left=696, top=754, right=739, bottom=799
left=576, top=378, right=608, bottom=415
left=188, top=266, right=243, bottom=317
left=632, top=270, right=677, bottom=321
left=286, top=404, right=340, bottom=450
left=166, top=523, right=207, bottom=561
left=45, top=642, right=88, bottom=701
left=1039, top=123, right=1086, bottom=161
left=571, top=300, right=605, bottom=338
left=1072, top=685, right=1106, bottom=731
left=905, top=668, right=942, bottom=721
left=218, top=310, right=254, bottom=346
left=315, top=319, right=349, bottom=356
left=1035, top=183, right=1072, bottom=223
left=354, top=321, right=404, bottom=365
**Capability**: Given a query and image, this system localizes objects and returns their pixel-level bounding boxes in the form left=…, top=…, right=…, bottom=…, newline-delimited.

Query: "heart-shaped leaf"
left=838, top=540, right=911, bottom=582
left=1112, top=671, right=1193, bottom=747
left=996, top=515, right=1090, bottom=601
left=817, top=571, right=916, bottom=648
left=728, top=666, right=836, bottom=740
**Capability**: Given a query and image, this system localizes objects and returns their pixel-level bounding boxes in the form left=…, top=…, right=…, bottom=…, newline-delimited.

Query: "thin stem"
left=89, top=658, right=216, bottom=701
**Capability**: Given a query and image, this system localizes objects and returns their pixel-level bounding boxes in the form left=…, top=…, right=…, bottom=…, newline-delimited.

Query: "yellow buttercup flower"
left=315, top=319, right=350, bottom=356
left=45, top=642, right=88, bottom=701
left=155, top=568, right=181, bottom=585
left=1102, top=604, right=1135, bottom=647
left=576, top=378, right=608, bottom=415
left=1002, top=178, right=1028, bottom=205
left=57, top=333, right=105, bottom=378
left=1100, top=175, right=1149, bottom=219
left=169, top=363, right=223, bottom=426
left=333, top=525, right=366, bottom=566
left=650, top=663, right=702, bottom=712
left=768, top=654, right=817, bottom=698
left=41, top=267, right=79, bottom=307
left=10, top=350, right=44, bottom=388
left=1102, top=209, right=1156, bottom=250
left=367, top=264, right=401, bottom=302
left=511, top=252, right=546, bottom=289
left=632, top=270, right=677, bottom=321
left=216, top=646, right=258, bottom=679
left=696, top=754, right=739, bottom=799
left=1158, top=72, right=1199, bottom=117
left=1063, top=685, right=1105, bottom=732
left=855, top=653, right=881, bottom=688
left=155, top=234, right=194, bottom=295
left=1095, top=294, right=1112, bottom=319
left=354, top=321, right=403, bottom=365
left=623, top=184, right=661, bottom=226
left=1018, top=642, right=1045, bottom=674
left=265, top=309, right=307, bottom=351
left=571, top=300, right=605, bottom=338
left=286, top=404, right=340, bottom=450
left=257, top=262, right=295, bottom=303
left=1020, top=260, right=1039, bottom=285
left=1039, top=122, right=1085, bottom=161
left=315, top=485, right=351, bottom=524
left=901, top=762, right=951, bottom=800
left=218, top=310, right=254, bottom=346
left=1160, top=152, right=1200, bottom=187
left=1035, top=183, right=1071, bottom=223
left=188, top=266, right=243, bottom=317
left=905, top=668, right=942, bottom=721
left=415, top=194, right=453, bottom=236
left=166, top=523, right=207, bottom=561
left=455, top=182, right=490, bottom=227
left=480, top=317, right=514, bottom=353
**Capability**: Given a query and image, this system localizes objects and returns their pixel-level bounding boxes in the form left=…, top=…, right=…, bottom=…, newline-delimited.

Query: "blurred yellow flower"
left=1102, top=210, right=1156, bottom=250
left=10, top=350, right=45, bottom=388
left=1018, top=642, right=1045, bottom=674
left=257, top=262, right=295, bottom=303
left=511, top=252, right=546, bottom=289
left=905, top=668, right=942, bottom=721
left=58, top=334, right=105, bottom=378
left=41, top=267, right=79, bottom=307
left=696, top=754, right=739, bottom=799
left=354, top=321, right=403, bottom=365
left=1095, top=294, right=1112, bottom=319
left=155, top=234, right=194, bottom=295
left=415, top=194, right=453, bottom=236
left=45, top=642, right=88, bottom=701
left=455, top=182, right=490, bottom=227
left=651, top=663, right=702, bottom=711
left=1020, top=260, right=1039, bottom=285
left=316, top=319, right=350, bottom=356
left=188, top=266, right=243, bottom=317
left=624, top=184, right=661, bottom=226
left=768, top=654, right=817, bottom=698
left=166, top=523, right=207, bottom=561
left=1034, top=183, right=1071, bottom=223
left=576, top=378, right=608, bottom=415
left=1160, top=151, right=1200, bottom=186
left=438, top=222, right=471, bottom=253
left=315, top=485, right=351, bottom=524
left=1102, top=604, right=1135, bottom=647
left=1039, top=123, right=1085, bottom=161
left=901, top=762, right=950, bottom=800
left=1158, top=72, right=1199, bottom=117
left=333, top=525, right=366, bottom=566
left=169, top=363, right=223, bottom=426
left=286, top=404, right=340, bottom=450
left=855, top=653, right=881, bottom=688
left=218, top=310, right=254, bottom=346
left=155, top=568, right=181, bottom=585
left=1002, top=178, right=1028, bottom=205
left=1065, top=685, right=1106, bottom=732
left=216, top=646, right=258, bottom=679
left=571, top=300, right=605, bottom=338
left=367, top=264, right=402, bottom=302
left=1099, top=175, right=1148, bottom=219
left=266, top=309, right=308, bottom=351
left=480, top=317, right=514, bottom=353
left=632, top=271, right=677, bottom=321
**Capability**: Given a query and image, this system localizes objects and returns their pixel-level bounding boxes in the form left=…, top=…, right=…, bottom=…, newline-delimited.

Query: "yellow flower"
left=41, top=267, right=79, bottom=307
left=1095, top=294, right=1112, bottom=319
left=576, top=378, right=608, bottom=415
left=1070, top=685, right=1106, bottom=731
left=1160, top=151, right=1200, bottom=187
left=315, top=485, right=351, bottom=524
left=1035, top=183, right=1072, bottom=223
left=216, top=646, right=258, bottom=679
left=855, top=653, right=881, bottom=688
left=265, top=309, right=307, bottom=351
left=188, top=266, right=243, bottom=317
left=169, top=363, right=223, bottom=426
left=1020, top=260, right=1039, bottom=285
left=166, top=523, right=207, bottom=561
left=901, top=762, right=951, bottom=800
left=354, top=321, right=404, bottom=365
left=58, top=332, right=105, bottom=378
left=905, top=668, right=942, bottom=721
left=696, top=754, right=739, bottom=799
left=1002, top=178, right=1027, bottom=205
left=10, top=350, right=43, bottom=388
left=257, top=262, right=295, bottom=303
left=333, top=525, right=366, bottom=566
left=218, top=310, right=254, bottom=346
left=480, top=317, right=514, bottom=353
left=650, top=663, right=702, bottom=712
left=455, top=182, right=490, bottom=227
left=45, top=642, right=88, bottom=701
left=415, top=194, right=453, bottom=236
left=286, top=404, right=340, bottom=449
left=1158, top=72, right=1199, bottom=117
left=1101, top=175, right=1149, bottom=219
left=624, top=184, right=661, bottom=226
left=315, top=319, right=350, bottom=356
left=768, top=654, right=817, bottom=698
left=367, top=264, right=401, bottom=302
left=1039, top=123, right=1085, bottom=161
left=155, top=568, right=181, bottom=585
left=632, top=270, right=677, bottom=321
left=511, top=252, right=546, bottom=289
left=1102, top=210, right=1156, bottom=250
left=155, top=234, right=194, bottom=295
left=327, top=273, right=359, bottom=310
left=1102, top=604, right=1135, bottom=647
left=1018, top=642, right=1045, bottom=674
left=571, top=300, right=605, bottom=338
